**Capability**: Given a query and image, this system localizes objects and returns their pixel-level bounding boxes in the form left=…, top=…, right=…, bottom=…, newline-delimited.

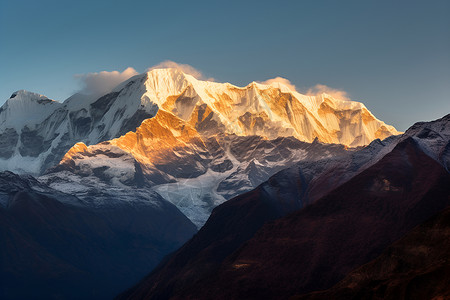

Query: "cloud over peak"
left=258, top=78, right=351, bottom=102
left=75, top=67, right=139, bottom=96
left=260, top=77, right=297, bottom=92
left=305, top=84, right=350, bottom=101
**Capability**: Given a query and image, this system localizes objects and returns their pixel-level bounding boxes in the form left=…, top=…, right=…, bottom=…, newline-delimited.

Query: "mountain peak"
left=7, top=90, right=54, bottom=103
left=144, top=68, right=198, bottom=88
left=146, top=67, right=191, bottom=77
left=0, top=90, right=61, bottom=133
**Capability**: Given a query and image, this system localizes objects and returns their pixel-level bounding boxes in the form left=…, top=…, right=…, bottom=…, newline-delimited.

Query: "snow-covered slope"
left=0, top=68, right=399, bottom=175
left=401, top=113, right=450, bottom=171
left=0, top=76, right=156, bottom=174
left=0, top=91, right=63, bottom=174
left=42, top=134, right=350, bottom=226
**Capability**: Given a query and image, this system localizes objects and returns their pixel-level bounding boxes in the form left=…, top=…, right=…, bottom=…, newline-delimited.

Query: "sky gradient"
left=1, top=0, right=449, bottom=131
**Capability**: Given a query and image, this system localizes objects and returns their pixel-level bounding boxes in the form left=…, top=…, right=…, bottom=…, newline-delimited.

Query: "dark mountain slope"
left=118, top=187, right=284, bottom=300
left=0, top=172, right=196, bottom=300
left=295, top=206, right=450, bottom=300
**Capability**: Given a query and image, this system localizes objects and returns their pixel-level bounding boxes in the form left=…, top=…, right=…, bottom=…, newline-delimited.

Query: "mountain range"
left=0, top=67, right=448, bottom=299
left=0, top=68, right=399, bottom=226
left=0, top=68, right=398, bottom=175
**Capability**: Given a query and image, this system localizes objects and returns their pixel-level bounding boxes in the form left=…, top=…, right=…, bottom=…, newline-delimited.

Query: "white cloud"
left=304, top=84, right=350, bottom=101
left=147, top=60, right=214, bottom=81
left=260, top=77, right=297, bottom=91
left=75, top=67, right=139, bottom=96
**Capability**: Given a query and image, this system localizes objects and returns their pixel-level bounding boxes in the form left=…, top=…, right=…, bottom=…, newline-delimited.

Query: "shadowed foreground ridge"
left=0, top=172, right=196, bottom=300
left=295, top=206, right=450, bottom=300
left=118, top=136, right=450, bottom=300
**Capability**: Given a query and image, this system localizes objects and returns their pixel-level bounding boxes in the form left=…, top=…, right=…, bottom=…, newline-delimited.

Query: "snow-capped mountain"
left=0, top=83, right=156, bottom=175
left=1, top=68, right=402, bottom=226
left=3, top=67, right=445, bottom=299
left=112, top=68, right=398, bottom=147
left=0, top=68, right=399, bottom=176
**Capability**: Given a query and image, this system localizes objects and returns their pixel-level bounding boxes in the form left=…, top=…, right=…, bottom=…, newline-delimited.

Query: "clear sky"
left=1, top=0, right=449, bottom=131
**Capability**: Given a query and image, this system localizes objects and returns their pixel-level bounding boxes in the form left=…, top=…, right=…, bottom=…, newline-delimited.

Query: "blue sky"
left=1, top=0, right=449, bottom=131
